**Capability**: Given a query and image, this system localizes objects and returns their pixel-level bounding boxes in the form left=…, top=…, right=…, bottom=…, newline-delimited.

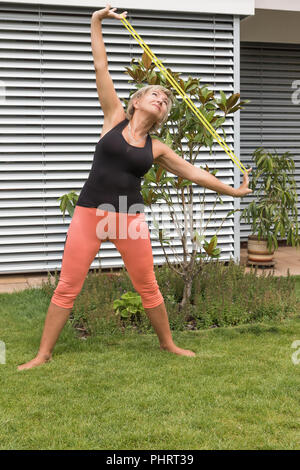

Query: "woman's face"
left=134, top=89, right=169, bottom=120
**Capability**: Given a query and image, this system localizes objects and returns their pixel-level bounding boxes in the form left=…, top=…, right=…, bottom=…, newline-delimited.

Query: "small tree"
left=57, top=53, right=249, bottom=310
left=123, top=53, right=249, bottom=309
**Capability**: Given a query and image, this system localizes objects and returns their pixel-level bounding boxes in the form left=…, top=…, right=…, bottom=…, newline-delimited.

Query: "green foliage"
left=41, top=260, right=299, bottom=336
left=57, top=191, right=79, bottom=220
left=239, top=148, right=300, bottom=252
left=192, top=259, right=298, bottom=329
left=41, top=270, right=60, bottom=298
left=203, top=234, right=221, bottom=258
left=113, top=291, right=145, bottom=321
left=153, top=263, right=185, bottom=302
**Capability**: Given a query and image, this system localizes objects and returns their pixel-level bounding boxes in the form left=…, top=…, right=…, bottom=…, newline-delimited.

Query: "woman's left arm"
left=155, top=142, right=252, bottom=198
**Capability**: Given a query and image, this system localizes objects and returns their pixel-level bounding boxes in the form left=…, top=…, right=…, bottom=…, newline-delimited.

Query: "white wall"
left=241, top=9, right=300, bottom=44
left=0, top=0, right=255, bottom=15
left=255, top=0, right=300, bottom=12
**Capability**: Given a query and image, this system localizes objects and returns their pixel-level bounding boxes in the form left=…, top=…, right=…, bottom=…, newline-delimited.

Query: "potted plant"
left=239, top=147, right=300, bottom=265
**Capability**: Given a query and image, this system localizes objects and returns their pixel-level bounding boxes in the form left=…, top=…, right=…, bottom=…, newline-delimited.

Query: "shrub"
left=41, top=259, right=299, bottom=336
left=192, top=259, right=297, bottom=328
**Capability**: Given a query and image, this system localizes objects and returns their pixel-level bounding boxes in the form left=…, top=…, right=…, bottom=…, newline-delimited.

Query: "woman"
left=18, top=5, right=252, bottom=370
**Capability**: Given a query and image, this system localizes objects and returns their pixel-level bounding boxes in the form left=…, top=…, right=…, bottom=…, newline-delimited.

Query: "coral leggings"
left=51, top=205, right=164, bottom=309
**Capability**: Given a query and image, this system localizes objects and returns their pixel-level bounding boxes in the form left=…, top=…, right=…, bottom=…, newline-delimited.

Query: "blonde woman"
left=18, top=5, right=252, bottom=370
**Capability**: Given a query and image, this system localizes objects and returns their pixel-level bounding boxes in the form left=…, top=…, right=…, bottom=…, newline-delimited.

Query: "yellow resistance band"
left=120, top=15, right=247, bottom=175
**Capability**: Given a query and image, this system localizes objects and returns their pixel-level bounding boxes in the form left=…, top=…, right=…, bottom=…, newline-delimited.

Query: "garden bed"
left=40, top=259, right=299, bottom=338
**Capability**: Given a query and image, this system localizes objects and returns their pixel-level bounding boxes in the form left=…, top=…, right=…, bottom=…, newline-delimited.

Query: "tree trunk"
left=179, top=277, right=193, bottom=310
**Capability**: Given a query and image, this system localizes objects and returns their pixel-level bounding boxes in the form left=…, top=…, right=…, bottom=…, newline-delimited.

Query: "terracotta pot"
left=247, top=235, right=275, bottom=263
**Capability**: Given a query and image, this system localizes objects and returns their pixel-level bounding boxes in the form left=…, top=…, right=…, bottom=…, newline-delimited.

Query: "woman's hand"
left=234, top=168, right=253, bottom=197
left=92, top=4, right=128, bottom=21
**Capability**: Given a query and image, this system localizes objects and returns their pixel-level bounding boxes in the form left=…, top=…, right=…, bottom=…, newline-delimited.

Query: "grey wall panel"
left=0, top=2, right=237, bottom=273
left=240, top=41, right=300, bottom=242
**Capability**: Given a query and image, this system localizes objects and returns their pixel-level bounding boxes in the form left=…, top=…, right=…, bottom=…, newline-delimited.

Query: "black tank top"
left=76, top=118, right=153, bottom=213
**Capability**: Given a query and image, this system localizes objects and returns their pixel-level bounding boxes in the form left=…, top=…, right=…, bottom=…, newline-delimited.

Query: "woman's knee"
left=51, top=278, right=81, bottom=309
left=135, top=278, right=164, bottom=309
left=140, top=288, right=164, bottom=309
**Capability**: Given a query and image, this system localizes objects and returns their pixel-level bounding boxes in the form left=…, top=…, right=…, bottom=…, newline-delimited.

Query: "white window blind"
left=0, top=2, right=238, bottom=273
left=240, top=41, right=300, bottom=241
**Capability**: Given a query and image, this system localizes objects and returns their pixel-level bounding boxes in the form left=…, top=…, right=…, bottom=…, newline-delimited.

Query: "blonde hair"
left=125, top=85, right=174, bottom=133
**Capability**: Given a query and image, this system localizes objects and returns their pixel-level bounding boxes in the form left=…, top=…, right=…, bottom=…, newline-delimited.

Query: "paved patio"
left=239, top=246, right=300, bottom=276
left=0, top=246, right=299, bottom=294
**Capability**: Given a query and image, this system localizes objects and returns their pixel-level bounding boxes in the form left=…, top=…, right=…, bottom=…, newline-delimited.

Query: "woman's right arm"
left=91, top=12, right=108, bottom=70
left=91, top=5, right=127, bottom=121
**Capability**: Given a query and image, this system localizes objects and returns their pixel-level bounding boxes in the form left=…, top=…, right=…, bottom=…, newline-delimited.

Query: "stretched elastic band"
left=120, top=16, right=247, bottom=174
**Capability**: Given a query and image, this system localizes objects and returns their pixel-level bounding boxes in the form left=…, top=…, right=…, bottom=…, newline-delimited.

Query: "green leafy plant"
left=239, top=147, right=300, bottom=252
left=57, top=191, right=78, bottom=222
left=113, top=291, right=145, bottom=323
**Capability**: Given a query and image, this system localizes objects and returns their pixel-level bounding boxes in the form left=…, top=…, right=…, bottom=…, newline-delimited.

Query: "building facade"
left=2, top=1, right=299, bottom=274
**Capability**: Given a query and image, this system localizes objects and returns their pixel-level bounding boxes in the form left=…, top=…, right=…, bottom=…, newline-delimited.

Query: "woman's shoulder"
left=150, top=136, right=166, bottom=160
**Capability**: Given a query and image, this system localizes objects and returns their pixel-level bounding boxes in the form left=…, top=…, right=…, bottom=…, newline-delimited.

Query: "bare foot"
left=160, top=344, right=196, bottom=357
left=17, top=354, right=52, bottom=371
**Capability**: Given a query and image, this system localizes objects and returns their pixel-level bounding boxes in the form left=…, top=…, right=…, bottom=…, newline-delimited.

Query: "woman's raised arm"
left=91, top=5, right=127, bottom=120
left=91, top=4, right=127, bottom=69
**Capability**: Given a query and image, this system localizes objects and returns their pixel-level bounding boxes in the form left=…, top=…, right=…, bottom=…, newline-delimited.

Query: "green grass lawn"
left=0, top=278, right=300, bottom=450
